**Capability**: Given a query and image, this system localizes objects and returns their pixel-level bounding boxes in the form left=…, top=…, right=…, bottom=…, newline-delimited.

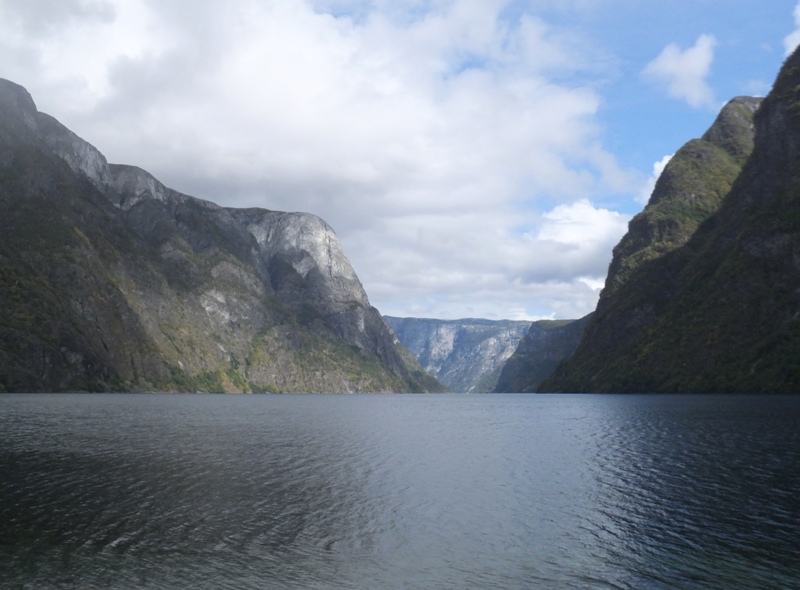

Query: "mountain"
left=0, top=78, right=444, bottom=393
left=383, top=317, right=531, bottom=392
left=492, top=316, right=591, bottom=393
left=541, top=49, right=800, bottom=393
left=602, top=96, right=762, bottom=302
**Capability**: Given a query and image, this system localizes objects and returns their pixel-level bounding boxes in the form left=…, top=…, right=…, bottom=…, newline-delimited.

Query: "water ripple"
left=1, top=393, right=799, bottom=589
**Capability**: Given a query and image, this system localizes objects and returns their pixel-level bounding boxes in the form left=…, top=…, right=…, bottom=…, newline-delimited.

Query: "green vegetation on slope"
left=603, top=97, right=761, bottom=301
left=541, top=56, right=800, bottom=393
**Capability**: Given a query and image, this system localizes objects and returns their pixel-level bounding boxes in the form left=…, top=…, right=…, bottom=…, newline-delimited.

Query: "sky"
left=1, top=0, right=799, bottom=321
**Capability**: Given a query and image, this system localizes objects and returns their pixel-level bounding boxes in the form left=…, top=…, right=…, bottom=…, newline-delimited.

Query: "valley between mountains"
left=4, top=44, right=800, bottom=393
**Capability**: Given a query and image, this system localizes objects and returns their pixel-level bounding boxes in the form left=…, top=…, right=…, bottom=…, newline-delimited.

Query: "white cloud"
left=785, top=2, right=800, bottom=56
left=642, top=34, right=717, bottom=110
left=0, top=0, right=639, bottom=320
left=358, top=198, right=630, bottom=320
left=530, top=199, right=630, bottom=281
left=636, top=153, right=673, bottom=205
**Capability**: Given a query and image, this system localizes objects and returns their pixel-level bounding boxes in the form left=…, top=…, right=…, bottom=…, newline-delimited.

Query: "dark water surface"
left=1, top=394, right=799, bottom=589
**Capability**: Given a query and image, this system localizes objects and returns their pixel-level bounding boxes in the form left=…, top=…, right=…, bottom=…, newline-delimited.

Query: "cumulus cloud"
left=357, top=199, right=630, bottom=320
left=0, top=0, right=638, bottom=319
left=643, top=34, right=717, bottom=110
left=785, top=2, right=800, bottom=56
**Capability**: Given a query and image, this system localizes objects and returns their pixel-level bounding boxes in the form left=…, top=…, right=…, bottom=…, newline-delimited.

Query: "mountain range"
left=7, top=41, right=800, bottom=396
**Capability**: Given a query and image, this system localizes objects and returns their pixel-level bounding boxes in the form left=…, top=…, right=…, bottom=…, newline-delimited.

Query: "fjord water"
left=1, top=394, right=798, bottom=589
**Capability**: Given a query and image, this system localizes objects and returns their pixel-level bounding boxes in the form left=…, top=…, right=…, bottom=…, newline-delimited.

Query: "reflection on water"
left=1, top=394, right=798, bottom=589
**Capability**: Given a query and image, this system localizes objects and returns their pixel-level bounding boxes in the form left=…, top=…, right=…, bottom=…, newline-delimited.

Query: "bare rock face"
left=108, top=164, right=173, bottom=208
left=0, top=77, right=442, bottom=393
left=384, top=317, right=532, bottom=392
left=37, top=113, right=111, bottom=187
left=235, top=209, right=369, bottom=308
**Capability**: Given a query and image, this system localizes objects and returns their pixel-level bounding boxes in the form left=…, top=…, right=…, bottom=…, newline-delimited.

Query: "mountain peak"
left=540, top=51, right=800, bottom=392
left=0, top=78, right=36, bottom=114
left=602, top=95, right=760, bottom=300
left=0, top=78, right=39, bottom=143
left=699, top=96, right=761, bottom=165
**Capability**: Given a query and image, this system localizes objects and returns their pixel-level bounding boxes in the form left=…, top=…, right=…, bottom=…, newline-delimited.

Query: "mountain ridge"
left=541, top=49, right=800, bottom=393
left=0, top=78, right=444, bottom=393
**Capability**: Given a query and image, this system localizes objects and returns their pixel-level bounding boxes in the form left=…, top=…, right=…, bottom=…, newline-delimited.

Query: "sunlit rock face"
left=0, top=77, right=443, bottom=393
left=384, top=317, right=532, bottom=392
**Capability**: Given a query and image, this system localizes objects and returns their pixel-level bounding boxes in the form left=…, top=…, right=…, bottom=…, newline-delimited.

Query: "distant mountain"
left=493, top=316, right=591, bottom=393
left=383, top=317, right=531, bottom=392
left=541, top=49, right=800, bottom=392
left=0, top=78, right=444, bottom=393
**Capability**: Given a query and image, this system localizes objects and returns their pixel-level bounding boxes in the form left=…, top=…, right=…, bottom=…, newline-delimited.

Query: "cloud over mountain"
left=643, top=34, right=718, bottom=110
left=4, top=1, right=794, bottom=320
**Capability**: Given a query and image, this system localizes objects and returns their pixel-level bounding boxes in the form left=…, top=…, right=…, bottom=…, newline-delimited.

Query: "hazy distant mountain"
left=383, top=317, right=531, bottom=392
left=0, top=78, right=444, bottom=393
left=541, top=50, right=800, bottom=392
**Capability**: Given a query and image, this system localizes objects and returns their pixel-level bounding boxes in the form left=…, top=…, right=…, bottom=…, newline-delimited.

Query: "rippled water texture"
left=1, top=394, right=799, bottom=589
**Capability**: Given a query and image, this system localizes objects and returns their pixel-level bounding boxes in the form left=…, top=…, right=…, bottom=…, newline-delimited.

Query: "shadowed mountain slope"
left=542, top=51, right=800, bottom=393
left=493, top=316, right=591, bottom=393
left=0, top=79, right=443, bottom=393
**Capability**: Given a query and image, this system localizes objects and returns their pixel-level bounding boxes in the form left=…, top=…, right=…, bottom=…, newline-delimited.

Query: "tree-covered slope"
left=542, top=51, right=800, bottom=393
left=603, top=97, right=761, bottom=300
left=0, top=79, right=443, bottom=393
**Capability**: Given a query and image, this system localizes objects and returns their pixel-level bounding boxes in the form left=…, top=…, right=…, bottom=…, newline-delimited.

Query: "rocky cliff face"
left=0, top=78, right=443, bottom=393
left=492, top=316, right=591, bottom=393
left=383, top=317, right=531, bottom=392
left=542, top=49, right=800, bottom=393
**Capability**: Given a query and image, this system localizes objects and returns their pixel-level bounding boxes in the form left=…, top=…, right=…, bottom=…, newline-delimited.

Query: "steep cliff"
left=0, top=79, right=443, bottom=393
left=542, top=50, right=800, bottom=392
left=383, top=317, right=531, bottom=392
left=493, top=316, right=591, bottom=393
left=603, top=96, right=761, bottom=300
